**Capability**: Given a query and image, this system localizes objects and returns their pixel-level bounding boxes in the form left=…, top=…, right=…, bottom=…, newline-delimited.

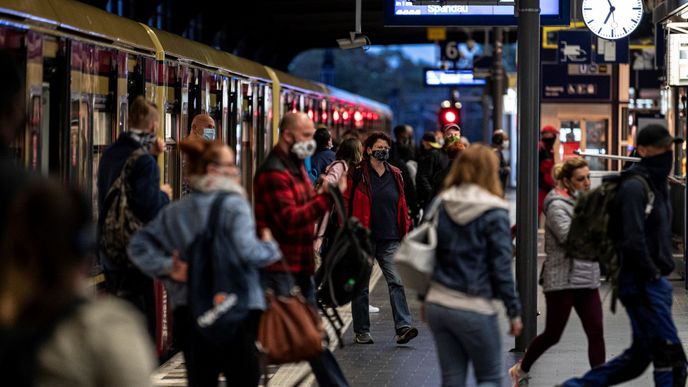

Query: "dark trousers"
left=104, top=268, right=156, bottom=343
left=521, top=288, right=605, bottom=372
left=263, top=271, right=350, bottom=387
left=562, top=277, right=687, bottom=387
left=174, top=307, right=262, bottom=387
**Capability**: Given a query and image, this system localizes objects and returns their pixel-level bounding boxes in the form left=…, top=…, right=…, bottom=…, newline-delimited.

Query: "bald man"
left=189, top=113, right=216, bottom=140
left=254, top=112, right=349, bottom=386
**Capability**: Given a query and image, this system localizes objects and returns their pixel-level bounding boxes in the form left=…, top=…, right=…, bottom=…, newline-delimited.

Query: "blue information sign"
left=542, top=63, right=612, bottom=102
left=385, top=0, right=570, bottom=26
left=558, top=30, right=592, bottom=64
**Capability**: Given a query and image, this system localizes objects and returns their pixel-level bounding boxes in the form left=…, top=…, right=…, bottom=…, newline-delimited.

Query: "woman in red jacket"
left=344, top=132, right=416, bottom=345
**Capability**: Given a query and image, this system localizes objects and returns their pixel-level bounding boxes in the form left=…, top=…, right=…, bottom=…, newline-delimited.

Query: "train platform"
left=151, top=193, right=688, bottom=386
left=152, top=245, right=688, bottom=387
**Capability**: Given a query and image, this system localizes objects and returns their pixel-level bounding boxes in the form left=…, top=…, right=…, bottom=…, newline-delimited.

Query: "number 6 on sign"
left=442, top=41, right=459, bottom=61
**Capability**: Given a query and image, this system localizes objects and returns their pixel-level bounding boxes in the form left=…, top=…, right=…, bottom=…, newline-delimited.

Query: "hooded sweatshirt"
left=129, top=175, right=281, bottom=310
left=427, top=184, right=521, bottom=319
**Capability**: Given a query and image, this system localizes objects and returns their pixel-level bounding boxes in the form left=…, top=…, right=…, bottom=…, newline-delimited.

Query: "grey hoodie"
left=542, top=189, right=601, bottom=292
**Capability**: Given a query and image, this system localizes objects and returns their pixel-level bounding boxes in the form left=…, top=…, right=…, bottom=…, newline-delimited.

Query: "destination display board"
left=424, top=69, right=486, bottom=86
left=385, top=0, right=569, bottom=26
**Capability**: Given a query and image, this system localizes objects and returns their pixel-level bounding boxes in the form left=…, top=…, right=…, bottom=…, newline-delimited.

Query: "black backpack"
left=566, top=171, right=654, bottom=312
left=315, top=181, right=373, bottom=346
left=186, top=193, right=250, bottom=341
left=98, top=148, right=147, bottom=268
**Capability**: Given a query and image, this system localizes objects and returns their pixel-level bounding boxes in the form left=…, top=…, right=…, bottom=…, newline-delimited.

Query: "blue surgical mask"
left=203, top=128, right=216, bottom=141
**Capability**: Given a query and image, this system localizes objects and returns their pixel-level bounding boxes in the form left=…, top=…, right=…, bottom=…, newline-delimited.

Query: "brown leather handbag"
left=257, top=289, right=325, bottom=365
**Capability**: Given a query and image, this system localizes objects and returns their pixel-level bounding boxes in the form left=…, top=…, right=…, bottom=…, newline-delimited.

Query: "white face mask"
left=291, top=139, right=317, bottom=160
left=502, top=140, right=510, bottom=150
left=203, top=128, right=216, bottom=141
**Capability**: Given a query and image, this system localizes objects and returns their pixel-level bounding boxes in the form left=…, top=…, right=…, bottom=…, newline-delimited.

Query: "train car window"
left=221, top=76, right=230, bottom=144
left=239, top=81, right=255, bottom=199
left=229, top=77, right=239, bottom=152
left=255, top=84, right=267, bottom=164
left=164, top=61, right=181, bottom=198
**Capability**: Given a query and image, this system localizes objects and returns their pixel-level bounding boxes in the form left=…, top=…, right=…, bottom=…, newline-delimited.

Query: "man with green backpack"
left=561, top=125, right=687, bottom=386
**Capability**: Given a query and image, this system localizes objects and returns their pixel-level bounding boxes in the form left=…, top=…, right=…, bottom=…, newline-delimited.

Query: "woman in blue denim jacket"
left=128, top=138, right=281, bottom=387
left=425, top=144, right=522, bottom=387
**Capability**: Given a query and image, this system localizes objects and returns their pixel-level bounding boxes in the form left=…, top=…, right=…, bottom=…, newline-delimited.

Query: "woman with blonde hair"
left=509, top=157, right=604, bottom=387
left=425, top=144, right=522, bottom=387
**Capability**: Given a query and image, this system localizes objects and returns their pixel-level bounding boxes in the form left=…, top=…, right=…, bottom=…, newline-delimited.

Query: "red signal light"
left=342, top=111, right=350, bottom=120
left=444, top=110, right=457, bottom=124
left=354, top=111, right=363, bottom=122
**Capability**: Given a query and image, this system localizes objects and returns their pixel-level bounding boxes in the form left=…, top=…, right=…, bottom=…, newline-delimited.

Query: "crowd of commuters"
left=2, top=41, right=686, bottom=387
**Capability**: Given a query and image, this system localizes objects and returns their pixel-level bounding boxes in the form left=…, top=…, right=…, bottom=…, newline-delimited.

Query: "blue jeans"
left=562, top=276, right=687, bottom=387
left=352, top=239, right=412, bottom=334
left=263, top=271, right=349, bottom=387
left=426, top=303, right=503, bottom=387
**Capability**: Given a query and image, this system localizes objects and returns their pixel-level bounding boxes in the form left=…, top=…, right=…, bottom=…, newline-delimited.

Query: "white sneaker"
left=508, top=362, right=529, bottom=386
left=369, top=305, right=380, bottom=313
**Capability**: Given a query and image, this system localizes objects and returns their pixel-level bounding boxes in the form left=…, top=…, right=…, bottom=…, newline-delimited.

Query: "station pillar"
left=515, top=0, right=540, bottom=351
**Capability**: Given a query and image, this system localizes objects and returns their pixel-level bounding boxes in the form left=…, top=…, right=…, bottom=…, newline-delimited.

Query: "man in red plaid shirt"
left=254, top=111, right=348, bottom=386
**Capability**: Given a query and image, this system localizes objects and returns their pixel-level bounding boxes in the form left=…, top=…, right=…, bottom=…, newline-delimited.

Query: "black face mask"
left=542, top=137, right=555, bottom=148
left=643, top=150, right=674, bottom=177
left=371, top=149, right=390, bottom=161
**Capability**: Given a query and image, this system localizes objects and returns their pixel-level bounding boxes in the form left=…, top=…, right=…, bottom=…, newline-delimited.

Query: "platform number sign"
left=581, top=0, right=643, bottom=40
left=441, top=41, right=460, bottom=62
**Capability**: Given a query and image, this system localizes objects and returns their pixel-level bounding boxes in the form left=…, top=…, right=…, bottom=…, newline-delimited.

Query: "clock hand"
left=604, top=8, right=613, bottom=24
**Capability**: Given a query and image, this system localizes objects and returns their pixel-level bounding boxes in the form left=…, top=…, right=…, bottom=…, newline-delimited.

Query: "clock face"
left=582, top=0, right=643, bottom=40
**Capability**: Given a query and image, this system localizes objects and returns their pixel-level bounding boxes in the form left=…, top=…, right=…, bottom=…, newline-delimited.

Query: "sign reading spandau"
left=385, top=0, right=570, bottom=26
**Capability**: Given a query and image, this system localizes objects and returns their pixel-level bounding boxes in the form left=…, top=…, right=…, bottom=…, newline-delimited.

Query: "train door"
left=163, top=62, right=181, bottom=198
left=239, top=80, right=256, bottom=199
left=255, top=83, right=272, bottom=164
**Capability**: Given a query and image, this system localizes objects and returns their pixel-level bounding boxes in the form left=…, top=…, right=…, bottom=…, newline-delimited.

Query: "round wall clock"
left=581, top=0, right=643, bottom=40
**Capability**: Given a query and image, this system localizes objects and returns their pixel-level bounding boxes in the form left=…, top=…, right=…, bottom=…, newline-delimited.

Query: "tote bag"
left=393, top=199, right=442, bottom=294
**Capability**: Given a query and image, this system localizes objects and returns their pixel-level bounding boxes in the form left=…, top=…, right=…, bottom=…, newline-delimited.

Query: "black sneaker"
left=354, top=332, right=374, bottom=344
left=395, top=326, right=418, bottom=344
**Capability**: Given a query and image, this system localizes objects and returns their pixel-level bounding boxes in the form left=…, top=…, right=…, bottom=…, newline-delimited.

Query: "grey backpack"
left=98, top=148, right=147, bottom=268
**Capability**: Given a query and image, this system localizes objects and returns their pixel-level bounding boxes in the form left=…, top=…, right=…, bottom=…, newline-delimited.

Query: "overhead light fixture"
left=336, top=0, right=371, bottom=50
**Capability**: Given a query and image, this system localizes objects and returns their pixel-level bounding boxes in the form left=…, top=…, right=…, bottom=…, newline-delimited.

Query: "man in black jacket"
left=561, top=125, right=687, bottom=387
left=97, top=96, right=171, bottom=339
left=416, top=132, right=444, bottom=210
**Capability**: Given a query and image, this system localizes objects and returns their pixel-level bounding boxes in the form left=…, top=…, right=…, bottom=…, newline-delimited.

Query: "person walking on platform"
left=345, top=132, right=417, bottom=345
left=509, top=158, right=604, bottom=386
left=310, top=126, right=336, bottom=183
left=0, top=181, right=156, bottom=387
left=253, top=112, right=349, bottom=387
left=538, top=125, right=558, bottom=218
left=491, top=129, right=511, bottom=193
left=425, top=144, right=522, bottom=387
left=97, top=96, right=171, bottom=340
left=129, top=138, right=281, bottom=387
left=560, top=125, right=688, bottom=387
left=416, top=131, right=445, bottom=210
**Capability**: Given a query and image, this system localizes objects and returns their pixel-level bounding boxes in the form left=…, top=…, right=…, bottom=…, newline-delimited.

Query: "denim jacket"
left=431, top=184, right=522, bottom=319
left=128, top=176, right=281, bottom=310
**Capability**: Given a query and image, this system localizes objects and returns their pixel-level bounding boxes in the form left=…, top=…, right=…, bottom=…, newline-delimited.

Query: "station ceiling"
left=77, top=0, right=655, bottom=70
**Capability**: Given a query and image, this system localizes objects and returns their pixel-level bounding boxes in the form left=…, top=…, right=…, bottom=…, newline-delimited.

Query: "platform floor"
left=152, top=190, right=688, bottom=386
